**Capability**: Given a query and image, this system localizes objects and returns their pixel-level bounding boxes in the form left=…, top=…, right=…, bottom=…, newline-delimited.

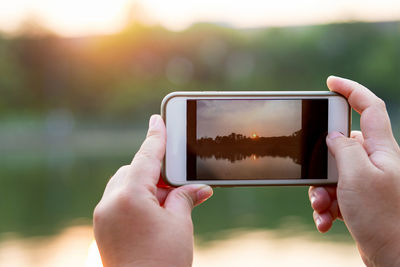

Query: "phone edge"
left=160, top=91, right=351, bottom=187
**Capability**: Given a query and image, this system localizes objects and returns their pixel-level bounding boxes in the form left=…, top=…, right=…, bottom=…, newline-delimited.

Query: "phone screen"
left=187, top=99, right=328, bottom=180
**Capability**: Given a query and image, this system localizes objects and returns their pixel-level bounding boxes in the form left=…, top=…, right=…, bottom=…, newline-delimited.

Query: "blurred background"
left=1, top=0, right=400, bottom=266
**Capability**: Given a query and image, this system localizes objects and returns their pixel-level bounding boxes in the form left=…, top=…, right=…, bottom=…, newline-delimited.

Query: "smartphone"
left=161, top=91, right=350, bottom=186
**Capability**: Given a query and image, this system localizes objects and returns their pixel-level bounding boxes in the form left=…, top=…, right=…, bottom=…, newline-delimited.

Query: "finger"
left=326, top=131, right=379, bottom=177
left=327, top=76, right=382, bottom=114
left=164, top=185, right=213, bottom=216
left=324, top=186, right=337, bottom=199
left=128, top=115, right=166, bottom=190
left=328, top=199, right=339, bottom=219
left=313, top=211, right=333, bottom=233
left=102, top=165, right=131, bottom=196
left=351, top=130, right=364, bottom=145
left=327, top=76, right=395, bottom=154
left=309, top=187, right=332, bottom=213
left=156, top=187, right=172, bottom=206
left=309, top=187, right=341, bottom=221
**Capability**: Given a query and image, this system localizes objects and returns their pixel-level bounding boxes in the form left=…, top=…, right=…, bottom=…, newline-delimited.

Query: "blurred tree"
left=0, top=21, right=398, bottom=121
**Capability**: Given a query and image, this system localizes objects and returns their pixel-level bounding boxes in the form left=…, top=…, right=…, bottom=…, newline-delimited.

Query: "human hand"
left=308, top=76, right=400, bottom=266
left=93, top=115, right=213, bottom=267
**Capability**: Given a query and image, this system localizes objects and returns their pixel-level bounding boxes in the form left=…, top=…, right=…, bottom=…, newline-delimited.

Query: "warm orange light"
left=251, top=133, right=257, bottom=138
left=86, top=239, right=103, bottom=267
left=2, top=0, right=400, bottom=36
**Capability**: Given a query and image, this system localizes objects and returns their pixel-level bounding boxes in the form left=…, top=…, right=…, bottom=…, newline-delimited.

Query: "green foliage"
left=0, top=39, right=29, bottom=113
left=0, top=21, right=399, bottom=120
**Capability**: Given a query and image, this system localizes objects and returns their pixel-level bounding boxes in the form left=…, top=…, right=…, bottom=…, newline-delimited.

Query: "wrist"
left=363, top=240, right=400, bottom=267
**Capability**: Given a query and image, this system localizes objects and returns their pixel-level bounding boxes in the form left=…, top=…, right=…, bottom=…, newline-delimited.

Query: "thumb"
left=129, top=114, right=166, bottom=188
left=164, top=184, right=213, bottom=216
left=326, top=131, right=375, bottom=178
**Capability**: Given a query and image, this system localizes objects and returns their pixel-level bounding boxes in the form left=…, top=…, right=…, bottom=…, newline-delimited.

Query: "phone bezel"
left=161, top=91, right=351, bottom=186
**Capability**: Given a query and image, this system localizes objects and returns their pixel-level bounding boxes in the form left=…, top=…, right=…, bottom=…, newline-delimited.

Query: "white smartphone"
left=161, top=91, right=350, bottom=186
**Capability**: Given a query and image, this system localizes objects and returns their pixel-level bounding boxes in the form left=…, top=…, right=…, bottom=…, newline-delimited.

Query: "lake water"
left=0, top=226, right=364, bottom=267
left=0, top=126, right=358, bottom=266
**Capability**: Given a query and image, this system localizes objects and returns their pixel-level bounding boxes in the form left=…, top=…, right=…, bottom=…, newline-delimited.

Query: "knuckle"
left=115, top=165, right=130, bottom=176
left=145, top=133, right=165, bottom=149
left=363, top=139, right=379, bottom=155
left=113, top=189, right=136, bottom=211
left=114, top=187, right=151, bottom=210
left=146, top=128, right=165, bottom=145
left=338, top=137, right=360, bottom=150
left=134, top=148, right=156, bottom=163
left=176, top=190, right=195, bottom=209
left=375, top=97, right=386, bottom=110
left=93, top=188, right=150, bottom=225
left=106, top=189, right=137, bottom=213
left=352, top=80, right=362, bottom=88
left=93, top=203, right=105, bottom=224
left=146, top=129, right=161, bottom=138
left=119, top=165, right=130, bottom=172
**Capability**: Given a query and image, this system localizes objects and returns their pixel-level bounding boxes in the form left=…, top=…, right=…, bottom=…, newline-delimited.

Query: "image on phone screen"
left=186, top=99, right=328, bottom=180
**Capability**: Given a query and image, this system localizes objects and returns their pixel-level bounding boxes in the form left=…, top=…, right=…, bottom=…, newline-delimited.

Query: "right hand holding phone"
left=309, top=76, right=400, bottom=266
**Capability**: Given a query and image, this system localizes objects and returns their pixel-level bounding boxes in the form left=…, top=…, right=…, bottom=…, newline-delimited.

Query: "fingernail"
left=327, top=131, right=343, bottom=140
left=149, top=115, right=160, bottom=129
left=196, top=185, right=213, bottom=202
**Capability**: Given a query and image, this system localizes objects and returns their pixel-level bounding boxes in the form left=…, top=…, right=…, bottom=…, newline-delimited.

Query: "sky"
left=0, top=0, right=400, bottom=36
left=196, top=100, right=302, bottom=138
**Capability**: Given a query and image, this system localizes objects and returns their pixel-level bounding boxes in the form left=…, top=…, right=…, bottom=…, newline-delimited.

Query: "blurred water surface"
left=1, top=121, right=351, bottom=238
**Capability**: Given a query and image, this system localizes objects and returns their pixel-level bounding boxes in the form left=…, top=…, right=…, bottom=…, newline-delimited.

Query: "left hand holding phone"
left=93, top=114, right=213, bottom=267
